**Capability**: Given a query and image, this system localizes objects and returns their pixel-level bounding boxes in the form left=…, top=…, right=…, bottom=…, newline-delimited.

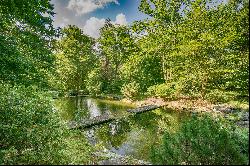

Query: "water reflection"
left=86, top=98, right=102, bottom=119
left=55, top=97, right=133, bottom=122
left=89, top=109, right=189, bottom=161
left=55, top=97, right=189, bottom=162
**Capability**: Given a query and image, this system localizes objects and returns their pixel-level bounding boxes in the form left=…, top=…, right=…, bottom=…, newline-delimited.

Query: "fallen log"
left=69, top=105, right=162, bottom=129
left=127, top=105, right=162, bottom=113
left=68, top=115, right=116, bottom=129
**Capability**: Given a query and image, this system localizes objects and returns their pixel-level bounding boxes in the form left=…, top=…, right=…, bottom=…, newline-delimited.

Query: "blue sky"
left=51, top=0, right=149, bottom=38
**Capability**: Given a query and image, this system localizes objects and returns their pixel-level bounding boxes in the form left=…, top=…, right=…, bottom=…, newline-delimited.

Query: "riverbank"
left=121, top=97, right=249, bottom=128
left=58, top=94, right=249, bottom=128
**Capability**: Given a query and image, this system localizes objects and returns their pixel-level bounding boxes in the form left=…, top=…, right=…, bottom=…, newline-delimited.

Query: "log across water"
left=68, top=114, right=116, bottom=129
left=69, top=105, right=163, bottom=129
left=127, top=105, right=162, bottom=113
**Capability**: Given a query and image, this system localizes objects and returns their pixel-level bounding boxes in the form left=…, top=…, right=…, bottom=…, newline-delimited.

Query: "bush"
left=0, top=84, right=67, bottom=164
left=150, top=114, right=249, bottom=165
left=62, top=130, right=97, bottom=165
left=205, top=89, right=237, bottom=103
left=121, top=81, right=140, bottom=100
left=0, top=84, right=94, bottom=164
left=146, top=83, right=176, bottom=98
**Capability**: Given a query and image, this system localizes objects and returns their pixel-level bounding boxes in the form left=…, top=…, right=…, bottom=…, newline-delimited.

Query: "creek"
left=55, top=96, right=190, bottom=163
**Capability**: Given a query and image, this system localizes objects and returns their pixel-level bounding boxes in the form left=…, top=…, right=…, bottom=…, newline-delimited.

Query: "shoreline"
left=122, top=97, right=249, bottom=128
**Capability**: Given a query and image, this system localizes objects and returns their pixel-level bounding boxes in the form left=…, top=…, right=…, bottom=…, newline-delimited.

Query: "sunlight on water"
left=86, top=98, right=102, bottom=119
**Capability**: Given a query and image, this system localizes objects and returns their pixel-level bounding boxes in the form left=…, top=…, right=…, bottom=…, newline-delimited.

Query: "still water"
left=55, top=96, right=189, bottom=162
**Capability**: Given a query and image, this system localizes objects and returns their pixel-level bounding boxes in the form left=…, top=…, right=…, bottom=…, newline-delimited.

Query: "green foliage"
left=139, top=0, right=184, bottom=24
left=98, top=21, right=139, bottom=94
left=0, top=1, right=97, bottom=165
left=121, top=52, right=164, bottom=93
left=135, top=0, right=249, bottom=101
left=86, top=68, right=102, bottom=95
left=150, top=114, right=249, bottom=165
left=0, top=84, right=65, bottom=164
left=1, top=0, right=249, bottom=163
left=121, top=81, right=140, bottom=100
left=54, top=25, right=96, bottom=92
left=50, top=0, right=248, bottom=102
left=205, top=89, right=238, bottom=103
left=0, top=0, right=56, bottom=87
left=62, top=130, right=96, bottom=165
left=146, top=83, right=176, bottom=98
left=0, top=84, right=95, bottom=164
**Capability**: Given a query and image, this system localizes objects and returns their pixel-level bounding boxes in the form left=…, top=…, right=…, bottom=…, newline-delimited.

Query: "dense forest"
left=0, top=0, right=249, bottom=165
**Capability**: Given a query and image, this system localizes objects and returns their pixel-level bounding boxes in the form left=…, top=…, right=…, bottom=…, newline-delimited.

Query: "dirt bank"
left=122, top=97, right=249, bottom=128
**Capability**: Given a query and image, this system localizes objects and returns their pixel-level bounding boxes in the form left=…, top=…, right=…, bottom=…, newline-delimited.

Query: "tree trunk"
left=201, top=73, right=207, bottom=99
left=162, top=55, right=168, bottom=82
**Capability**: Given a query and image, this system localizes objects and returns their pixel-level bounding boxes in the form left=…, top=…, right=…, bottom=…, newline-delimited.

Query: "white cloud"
left=67, top=0, right=119, bottom=15
left=62, top=17, right=69, bottom=23
left=113, top=13, right=127, bottom=26
left=59, top=17, right=70, bottom=27
left=83, top=13, right=127, bottom=38
left=83, top=17, right=106, bottom=38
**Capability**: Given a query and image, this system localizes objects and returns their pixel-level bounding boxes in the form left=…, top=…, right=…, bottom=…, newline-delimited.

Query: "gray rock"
left=213, top=104, right=238, bottom=114
left=95, top=150, right=151, bottom=165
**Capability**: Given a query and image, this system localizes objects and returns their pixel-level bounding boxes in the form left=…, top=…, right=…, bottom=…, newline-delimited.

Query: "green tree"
left=0, top=1, right=95, bottom=164
left=98, top=20, right=138, bottom=93
left=135, top=0, right=249, bottom=100
left=54, top=25, right=96, bottom=93
left=0, top=0, right=56, bottom=87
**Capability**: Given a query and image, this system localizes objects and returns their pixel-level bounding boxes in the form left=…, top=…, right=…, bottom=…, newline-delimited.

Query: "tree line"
left=52, top=0, right=249, bottom=102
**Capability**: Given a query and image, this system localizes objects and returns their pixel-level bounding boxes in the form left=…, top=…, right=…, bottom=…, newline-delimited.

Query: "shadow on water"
left=54, top=96, right=189, bottom=162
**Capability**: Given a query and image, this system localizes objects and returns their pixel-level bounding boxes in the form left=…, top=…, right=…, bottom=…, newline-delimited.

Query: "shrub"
left=62, top=130, right=97, bottom=165
left=0, top=84, right=67, bottom=164
left=146, top=83, right=176, bottom=98
left=121, top=81, right=140, bottom=100
left=0, top=84, right=94, bottom=164
left=205, top=89, right=237, bottom=103
left=150, top=114, right=249, bottom=165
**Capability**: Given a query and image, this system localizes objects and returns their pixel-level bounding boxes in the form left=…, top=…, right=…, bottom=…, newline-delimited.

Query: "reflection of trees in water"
left=56, top=97, right=132, bottom=125
left=122, top=109, right=186, bottom=161
left=56, top=97, right=89, bottom=121
left=93, top=112, right=163, bottom=154
left=55, top=98, right=78, bottom=121
left=95, top=119, right=131, bottom=149
left=126, top=112, right=162, bottom=160
left=95, top=101, right=107, bottom=111
left=93, top=112, right=161, bottom=152
left=129, top=111, right=161, bottom=132
left=109, top=120, right=131, bottom=149
left=75, top=96, right=88, bottom=110
left=57, top=97, right=188, bottom=161
left=126, top=128, right=158, bottom=161
left=95, top=100, right=130, bottom=117
left=93, top=100, right=114, bottom=117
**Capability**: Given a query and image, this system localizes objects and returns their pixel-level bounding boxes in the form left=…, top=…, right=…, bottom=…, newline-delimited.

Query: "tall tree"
left=55, top=25, right=96, bottom=93
left=134, top=0, right=249, bottom=98
left=0, top=0, right=56, bottom=87
left=98, top=21, right=138, bottom=93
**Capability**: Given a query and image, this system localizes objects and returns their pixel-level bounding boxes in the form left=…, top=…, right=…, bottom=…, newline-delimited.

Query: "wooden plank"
left=127, top=105, right=161, bottom=113
left=69, top=105, right=162, bottom=129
